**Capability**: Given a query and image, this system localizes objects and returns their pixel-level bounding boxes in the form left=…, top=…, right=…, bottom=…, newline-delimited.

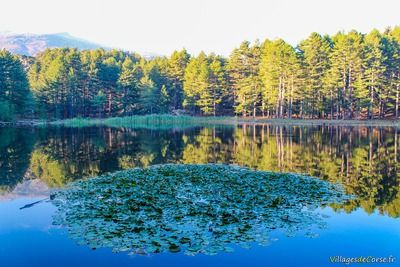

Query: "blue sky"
left=1, top=0, right=399, bottom=55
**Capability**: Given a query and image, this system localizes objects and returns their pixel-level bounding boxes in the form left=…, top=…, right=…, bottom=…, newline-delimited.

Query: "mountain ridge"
left=0, top=32, right=109, bottom=56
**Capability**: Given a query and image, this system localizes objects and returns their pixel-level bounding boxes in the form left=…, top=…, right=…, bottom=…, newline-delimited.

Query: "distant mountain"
left=0, top=32, right=108, bottom=56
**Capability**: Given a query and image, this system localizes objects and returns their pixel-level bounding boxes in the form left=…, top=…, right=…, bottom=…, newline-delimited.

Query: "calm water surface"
left=0, top=125, right=399, bottom=267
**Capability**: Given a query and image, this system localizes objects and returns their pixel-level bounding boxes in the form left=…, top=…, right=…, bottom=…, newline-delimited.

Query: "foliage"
left=0, top=27, right=400, bottom=119
left=0, top=49, right=31, bottom=120
left=183, top=53, right=228, bottom=115
left=0, top=101, right=15, bottom=121
left=2, top=27, right=400, bottom=120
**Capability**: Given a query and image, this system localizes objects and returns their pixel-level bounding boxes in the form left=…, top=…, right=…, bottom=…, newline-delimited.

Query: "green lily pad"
left=51, top=164, right=350, bottom=256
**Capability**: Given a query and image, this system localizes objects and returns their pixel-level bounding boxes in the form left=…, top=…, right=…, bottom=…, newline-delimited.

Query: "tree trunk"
left=300, top=101, right=303, bottom=119
left=276, top=76, right=282, bottom=118
left=213, top=87, right=216, bottom=117
left=348, top=67, right=353, bottom=119
left=108, top=90, right=112, bottom=117
left=330, top=89, right=333, bottom=120
left=289, top=78, right=293, bottom=119
left=280, top=79, right=285, bottom=118
left=336, top=88, right=340, bottom=120
left=396, top=80, right=399, bottom=118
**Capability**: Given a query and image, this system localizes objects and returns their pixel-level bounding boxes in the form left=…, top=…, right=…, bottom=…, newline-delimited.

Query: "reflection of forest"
left=0, top=128, right=36, bottom=193
left=0, top=125, right=399, bottom=217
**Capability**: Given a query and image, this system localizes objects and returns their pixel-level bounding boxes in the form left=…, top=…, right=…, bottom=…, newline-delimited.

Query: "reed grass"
left=51, top=115, right=237, bottom=129
left=50, top=115, right=400, bottom=128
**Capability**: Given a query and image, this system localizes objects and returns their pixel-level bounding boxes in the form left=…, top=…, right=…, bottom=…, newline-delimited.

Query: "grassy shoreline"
left=51, top=115, right=400, bottom=128
left=237, top=117, right=400, bottom=126
left=49, top=115, right=237, bottom=129
left=3, top=115, right=400, bottom=127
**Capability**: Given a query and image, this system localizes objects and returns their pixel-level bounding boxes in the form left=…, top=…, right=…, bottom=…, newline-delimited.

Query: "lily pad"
left=51, top=164, right=350, bottom=256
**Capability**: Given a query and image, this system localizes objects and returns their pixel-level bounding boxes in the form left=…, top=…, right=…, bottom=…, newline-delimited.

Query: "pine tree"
left=97, top=57, right=120, bottom=117
left=260, top=39, right=299, bottom=118
left=298, top=33, right=331, bottom=118
left=207, top=54, right=228, bottom=116
left=183, top=52, right=208, bottom=114
left=91, top=90, right=106, bottom=118
left=386, top=27, right=400, bottom=118
left=167, top=49, right=190, bottom=111
left=183, top=53, right=228, bottom=116
left=159, top=85, right=170, bottom=113
left=328, top=31, right=364, bottom=119
left=140, top=76, right=159, bottom=114
left=118, top=58, right=143, bottom=115
left=0, top=50, right=31, bottom=120
left=228, top=41, right=262, bottom=117
left=361, top=30, right=387, bottom=119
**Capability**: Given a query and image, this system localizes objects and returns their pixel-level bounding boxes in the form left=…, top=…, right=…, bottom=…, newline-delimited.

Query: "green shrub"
left=0, top=101, right=15, bottom=122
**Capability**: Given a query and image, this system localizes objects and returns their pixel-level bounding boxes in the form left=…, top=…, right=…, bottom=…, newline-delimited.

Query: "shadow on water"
left=0, top=124, right=399, bottom=218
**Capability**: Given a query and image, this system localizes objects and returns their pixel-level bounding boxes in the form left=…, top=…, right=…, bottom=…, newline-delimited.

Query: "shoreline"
left=2, top=116, right=400, bottom=127
left=236, top=118, right=400, bottom=127
left=0, top=120, right=47, bottom=127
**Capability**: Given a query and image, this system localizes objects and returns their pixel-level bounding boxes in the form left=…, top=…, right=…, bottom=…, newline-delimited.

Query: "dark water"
left=0, top=125, right=399, bottom=267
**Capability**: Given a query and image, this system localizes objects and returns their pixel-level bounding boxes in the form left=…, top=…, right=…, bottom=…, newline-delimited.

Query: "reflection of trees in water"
left=3, top=125, right=398, bottom=217
left=181, top=127, right=234, bottom=164
left=0, top=127, right=36, bottom=194
left=229, top=125, right=400, bottom=218
left=29, top=127, right=192, bottom=186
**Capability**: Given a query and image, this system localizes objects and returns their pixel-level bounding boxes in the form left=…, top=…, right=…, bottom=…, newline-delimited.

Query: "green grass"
left=48, top=115, right=400, bottom=128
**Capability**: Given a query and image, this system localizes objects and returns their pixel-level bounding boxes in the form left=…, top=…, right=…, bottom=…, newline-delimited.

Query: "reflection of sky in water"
left=0, top=199, right=399, bottom=267
left=0, top=125, right=399, bottom=266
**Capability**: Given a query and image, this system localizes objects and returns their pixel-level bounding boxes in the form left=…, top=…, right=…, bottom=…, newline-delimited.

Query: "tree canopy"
left=0, top=49, right=32, bottom=121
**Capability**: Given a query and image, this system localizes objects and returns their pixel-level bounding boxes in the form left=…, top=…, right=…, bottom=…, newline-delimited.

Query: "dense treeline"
left=0, top=50, right=32, bottom=121
left=1, top=27, right=400, bottom=120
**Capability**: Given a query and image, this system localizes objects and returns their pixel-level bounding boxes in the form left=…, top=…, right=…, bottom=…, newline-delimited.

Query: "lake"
left=0, top=124, right=399, bottom=267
